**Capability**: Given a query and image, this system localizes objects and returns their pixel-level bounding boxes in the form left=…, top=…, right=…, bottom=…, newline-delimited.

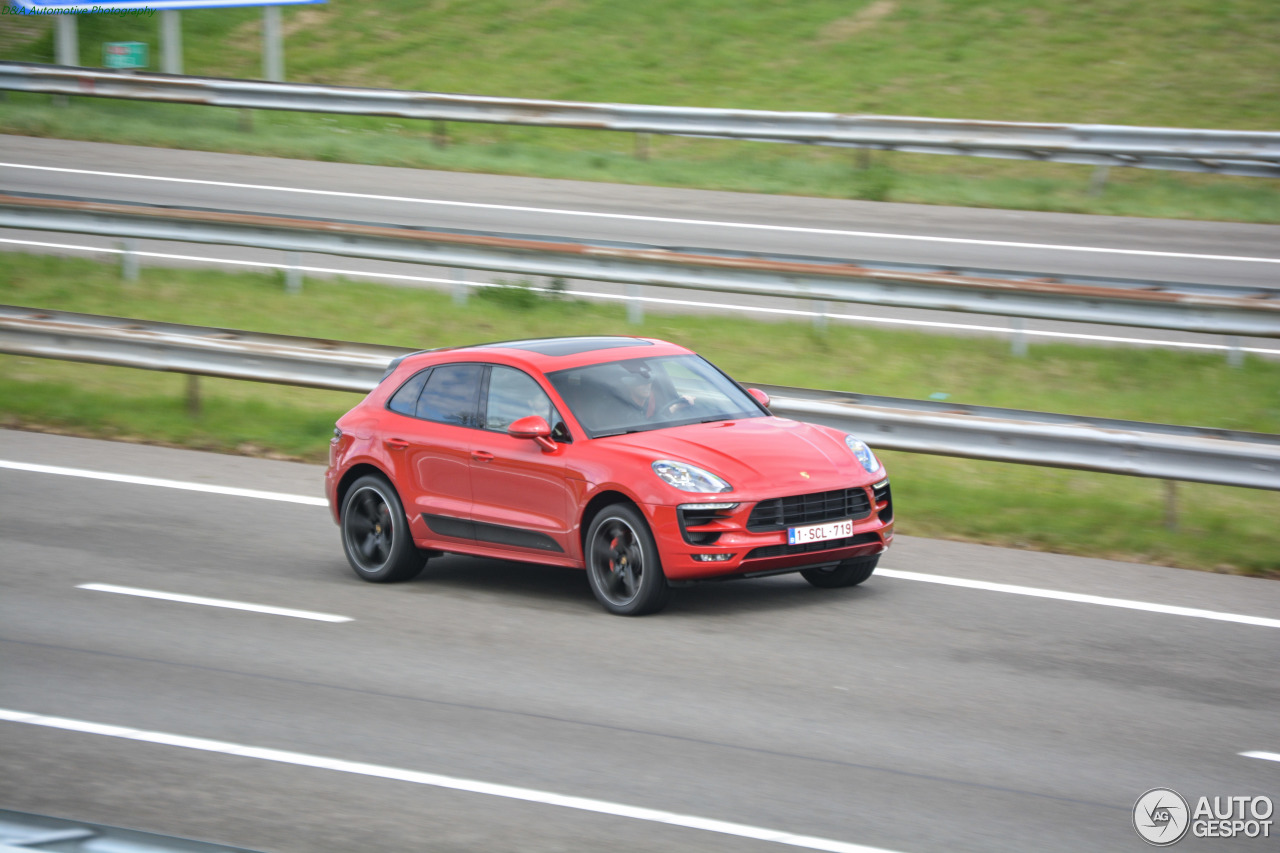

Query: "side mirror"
left=508, top=415, right=557, bottom=452
left=747, top=388, right=771, bottom=409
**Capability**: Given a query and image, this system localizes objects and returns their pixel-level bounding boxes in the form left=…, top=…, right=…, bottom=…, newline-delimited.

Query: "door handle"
left=384, top=438, right=409, bottom=450
left=471, top=450, right=495, bottom=463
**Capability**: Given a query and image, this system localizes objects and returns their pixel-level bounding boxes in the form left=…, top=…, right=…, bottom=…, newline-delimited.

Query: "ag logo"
left=1134, top=788, right=1191, bottom=846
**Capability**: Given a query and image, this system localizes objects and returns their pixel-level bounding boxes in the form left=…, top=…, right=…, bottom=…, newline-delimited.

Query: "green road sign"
left=104, top=42, right=148, bottom=70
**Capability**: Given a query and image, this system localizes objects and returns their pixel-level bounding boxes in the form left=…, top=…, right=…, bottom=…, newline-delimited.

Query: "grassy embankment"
left=2, top=253, right=1278, bottom=577
left=1, top=0, right=1277, bottom=220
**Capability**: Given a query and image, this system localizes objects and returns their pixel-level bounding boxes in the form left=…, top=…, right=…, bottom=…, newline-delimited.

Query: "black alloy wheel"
left=341, top=475, right=425, bottom=583
left=585, top=504, right=670, bottom=616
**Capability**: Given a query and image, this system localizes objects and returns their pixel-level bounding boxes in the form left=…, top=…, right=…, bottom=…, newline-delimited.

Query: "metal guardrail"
left=3, top=306, right=1277, bottom=491
left=2, top=62, right=1278, bottom=178
left=3, top=194, right=1279, bottom=338
left=0, top=304, right=396, bottom=392
left=759, top=385, right=1280, bottom=491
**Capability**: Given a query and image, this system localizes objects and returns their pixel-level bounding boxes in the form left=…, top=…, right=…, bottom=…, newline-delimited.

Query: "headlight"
left=845, top=435, right=881, bottom=474
left=652, top=460, right=732, bottom=493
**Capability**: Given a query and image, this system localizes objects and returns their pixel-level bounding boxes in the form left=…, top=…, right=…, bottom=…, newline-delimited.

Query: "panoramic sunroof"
left=483, top=337, right=654, bottom=357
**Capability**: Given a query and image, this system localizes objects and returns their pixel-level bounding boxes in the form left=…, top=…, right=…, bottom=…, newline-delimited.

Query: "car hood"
left=600, top=416, right=874, bottom=495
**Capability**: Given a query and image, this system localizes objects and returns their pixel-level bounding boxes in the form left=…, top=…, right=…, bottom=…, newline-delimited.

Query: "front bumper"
left=647, top=479, right=894, bottom=581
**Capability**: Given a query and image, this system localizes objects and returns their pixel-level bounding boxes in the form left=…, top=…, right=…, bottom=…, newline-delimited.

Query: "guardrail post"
left=452, top=269, right=468, bottom=305
left=53, top=16, right=77, bottom=107
left=119, top=239, right=139, bottom=282
left=1227, top=337, right=1244, bottom=368
left=433, top=120, right=448, bottom=149
left=284, top=252, right=302, bottom=293
left=1010, top=318, right=1029, bottom=357
left=813, top=300, right=829, bottom=334
left=1163, top=480, right=1179, bottom=531
left=635, top=133, right=650, bottom=161
left=626, top=284, right=643, bottom=324
left=1089, top=165, right=1110, bottom=196
left=186, top=374, right=201, bottom=416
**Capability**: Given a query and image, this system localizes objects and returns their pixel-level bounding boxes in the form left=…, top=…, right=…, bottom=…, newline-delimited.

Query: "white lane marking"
left=6, top=460, right=1279, bottom=630
left=4, top=236, right=1278, bottom=356
left=1240, top=751, right=1280, bottom=762
left=0, top=709, right=903, bottom=853
left=878, top=569, right=1280, bottom=629
left=0, top=460, right=328, bottom=506
left=78, top=583, right=351, bottom=623
left=4, top=162, right=1277, bottom=265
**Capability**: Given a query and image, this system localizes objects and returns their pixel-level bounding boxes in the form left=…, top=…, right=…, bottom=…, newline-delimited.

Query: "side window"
left=387, top=368, right=430, bottom=416
left=484, top=366, right=557, bottom=433
left=416, top=363, right=484, bottom=427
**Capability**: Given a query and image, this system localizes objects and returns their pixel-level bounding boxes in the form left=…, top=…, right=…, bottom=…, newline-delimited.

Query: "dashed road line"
left=78, top=583, right=352, bottom=623
left=0, top=460, right=327, bottom=506
left=877, top=569, right=1280, bottom=629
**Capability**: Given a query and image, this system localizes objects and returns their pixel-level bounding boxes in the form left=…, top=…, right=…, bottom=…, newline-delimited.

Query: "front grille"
left=747, top=487, right=872, bottom=532
left=744, top=533, right=879, bottom=561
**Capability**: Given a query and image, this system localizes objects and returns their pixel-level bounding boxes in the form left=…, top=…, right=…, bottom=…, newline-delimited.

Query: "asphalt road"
left=3, top=135, right=1278, bottom=286
left=3, top=135, right=1280, bottom=356
left=2, top=429, right=1277, bottom=853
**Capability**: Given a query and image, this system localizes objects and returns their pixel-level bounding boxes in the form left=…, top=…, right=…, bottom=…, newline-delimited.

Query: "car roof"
left=388, top=336, right=694, bottom=377
left=473, top=336, right=658, bottom=358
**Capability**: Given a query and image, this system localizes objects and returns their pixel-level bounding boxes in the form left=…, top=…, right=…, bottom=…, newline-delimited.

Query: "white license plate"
left=787, top=518, right=854, bottom=545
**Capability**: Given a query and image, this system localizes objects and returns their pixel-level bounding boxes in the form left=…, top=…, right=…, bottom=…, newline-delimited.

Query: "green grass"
left=13, top=0, right=1273, bottom=125
left=1, top=0, right=1278, bottom=220
left=3, top=252, right=1278, bottom=577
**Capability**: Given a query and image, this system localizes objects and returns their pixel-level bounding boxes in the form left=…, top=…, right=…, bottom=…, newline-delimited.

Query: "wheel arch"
left=579, top=489, right=639, bottom=555
left=335, top=462, right=396, bottom=520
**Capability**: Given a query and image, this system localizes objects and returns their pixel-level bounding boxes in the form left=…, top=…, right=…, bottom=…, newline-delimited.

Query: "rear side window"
left=387, top=369, right=430, bottom=416
left=416, top=363, right=484, bottom=426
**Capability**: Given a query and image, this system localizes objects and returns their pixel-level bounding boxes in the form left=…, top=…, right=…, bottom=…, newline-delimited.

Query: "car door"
left=467, top=365, right=576, bottom=556
left=386, top=362, right=484, bottom=538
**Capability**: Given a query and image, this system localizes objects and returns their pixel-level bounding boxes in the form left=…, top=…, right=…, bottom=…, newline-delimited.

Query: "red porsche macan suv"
left=325, top=336, right=893, bottom=615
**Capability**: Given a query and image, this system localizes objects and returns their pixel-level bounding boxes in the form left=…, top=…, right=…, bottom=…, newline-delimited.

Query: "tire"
left=584, top=503, right=670, bottom=616
left=801, top=555, right=878, bottom=589
left=340, top=475, right=426, bottom=583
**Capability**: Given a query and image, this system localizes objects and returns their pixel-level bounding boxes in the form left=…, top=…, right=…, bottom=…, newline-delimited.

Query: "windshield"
left=547, top=354, right=766, bottom=438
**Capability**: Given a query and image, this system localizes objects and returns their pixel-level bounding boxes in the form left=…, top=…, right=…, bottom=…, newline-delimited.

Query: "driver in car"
left=621, top=370, right=694, bottom=419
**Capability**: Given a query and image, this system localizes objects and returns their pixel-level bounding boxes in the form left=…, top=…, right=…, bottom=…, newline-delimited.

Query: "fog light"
left=692, top=553, right=735, bottom=562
